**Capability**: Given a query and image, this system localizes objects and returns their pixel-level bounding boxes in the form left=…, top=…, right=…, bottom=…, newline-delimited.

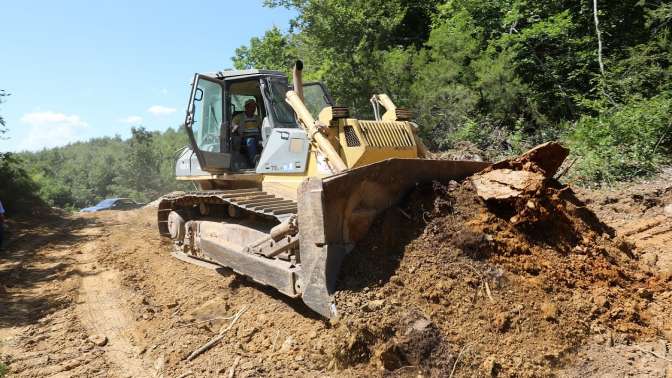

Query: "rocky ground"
left=0, top=165, right=670, bottom=377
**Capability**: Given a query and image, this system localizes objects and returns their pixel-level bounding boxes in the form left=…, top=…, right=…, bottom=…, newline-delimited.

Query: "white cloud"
left=20, top=111, right=88, bottom=127
left=17, top=111, right=89, bottom=151
left=147, top=105, right=176, bottom=116
left=119, top=115, right=144, bottom=124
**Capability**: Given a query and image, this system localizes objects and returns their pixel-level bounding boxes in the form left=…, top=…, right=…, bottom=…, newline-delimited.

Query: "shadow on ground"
left=0, top=214, right=100, bottom=327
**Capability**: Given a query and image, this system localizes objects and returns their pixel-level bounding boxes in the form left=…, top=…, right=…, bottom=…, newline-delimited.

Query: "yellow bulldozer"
left=158, top=61, right=488, bottom=318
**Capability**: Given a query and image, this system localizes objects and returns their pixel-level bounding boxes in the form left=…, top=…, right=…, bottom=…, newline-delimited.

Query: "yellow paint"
left=191, top=96, right=424, bottom=199
left=260, top=117, right=421, bottom=198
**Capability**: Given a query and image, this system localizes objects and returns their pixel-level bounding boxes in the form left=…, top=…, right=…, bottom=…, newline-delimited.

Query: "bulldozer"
left=158, top=61, right=489, bottom=318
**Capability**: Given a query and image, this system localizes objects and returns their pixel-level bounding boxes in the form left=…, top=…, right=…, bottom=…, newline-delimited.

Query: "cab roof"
left=201, top=69, right=287, bottom=81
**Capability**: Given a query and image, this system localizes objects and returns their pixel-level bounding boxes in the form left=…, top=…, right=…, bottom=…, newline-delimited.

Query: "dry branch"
left=227, top=356, right=242, bottom=378
left=449, top=343, right=473, bottom=378
left=186, top=307, right=247, bottom=361
left=635, top=345, right=672, bottom=362
left=448, top=262, right=495, bottom=302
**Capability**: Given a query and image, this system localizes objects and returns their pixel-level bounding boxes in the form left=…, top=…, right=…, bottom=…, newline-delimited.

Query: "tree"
left=257, top=0, right=444, bottom=115
left=111, top=127, right=161, bottom=202
left=0, top=90, right=8, bottom=139
left=237, top=0, right=672, bottom=181
left=0, top=90, right=44, bottom=213
left=233, top=27, right=296, bottom=74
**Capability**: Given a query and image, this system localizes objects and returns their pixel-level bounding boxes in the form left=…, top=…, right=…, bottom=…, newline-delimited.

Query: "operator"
left=232, top=98, right=262, bottom=166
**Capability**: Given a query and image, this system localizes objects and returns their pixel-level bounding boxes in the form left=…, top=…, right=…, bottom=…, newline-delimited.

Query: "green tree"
left=233, top=27, right=296, bottom=74
left=0, top=90, right=8, bottom=139
left=233, top=0, right=672, bottom=182
left=112, top=127, right=161, bottom=202
left=0, top=90, right=43, bottom=213
left=257, top=0, right=444, bottom=114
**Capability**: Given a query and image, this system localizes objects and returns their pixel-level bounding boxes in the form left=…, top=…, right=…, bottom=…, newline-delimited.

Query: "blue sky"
left=0, top=1, right=295, bottom=152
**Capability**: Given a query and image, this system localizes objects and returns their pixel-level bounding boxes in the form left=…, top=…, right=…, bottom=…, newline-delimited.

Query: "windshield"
left=96, top=199, right=116, bottom=207
left=303, top=83, right=332, bottom=119
left=268, top=78, right=298, bottom=126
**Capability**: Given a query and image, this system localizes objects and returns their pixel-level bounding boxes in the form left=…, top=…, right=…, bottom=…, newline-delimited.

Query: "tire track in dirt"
left=88, top=209, right=345, bottom=377
left=72, top=223, right=154, bottom=377
left=76, top=263, right=149, bottom=377
left=0, top=216, right=114, bottom=377
left=1, top=214, right=155, bottom=377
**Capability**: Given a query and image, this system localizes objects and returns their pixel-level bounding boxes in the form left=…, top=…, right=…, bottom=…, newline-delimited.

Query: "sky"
left=0, top=0, right=296, bottom=152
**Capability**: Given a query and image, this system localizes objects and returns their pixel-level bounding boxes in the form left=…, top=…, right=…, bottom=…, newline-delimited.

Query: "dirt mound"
left=332, top=147, right=669, bottom=376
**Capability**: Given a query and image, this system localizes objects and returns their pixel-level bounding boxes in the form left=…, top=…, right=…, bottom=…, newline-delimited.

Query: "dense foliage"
left=17, top=127, right=190, bottom=210
left=235, top=0, right=672, bottom=183
left=0, top=153, right=43, bottom=214
left=0, top=91, right=45, bottom=214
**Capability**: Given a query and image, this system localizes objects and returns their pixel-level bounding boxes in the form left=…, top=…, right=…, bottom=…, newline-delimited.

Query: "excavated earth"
left=1, top=163, right=671, bottom=377
left=334, top=179, right=670, bottom=377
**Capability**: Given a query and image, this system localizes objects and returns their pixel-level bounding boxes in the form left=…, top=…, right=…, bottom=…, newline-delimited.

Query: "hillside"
left=13, top=126, right=190, bottom=210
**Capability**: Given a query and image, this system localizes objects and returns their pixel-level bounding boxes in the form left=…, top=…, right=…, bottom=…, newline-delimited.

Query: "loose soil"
left=333, top=178, right=670, bottom=377
left=0, top=169, right=671, bottom=377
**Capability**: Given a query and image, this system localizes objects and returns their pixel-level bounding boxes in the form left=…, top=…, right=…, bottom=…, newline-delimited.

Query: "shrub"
left=565, top=95, right=672, bottom=183
left=0, top=154, right=43, bottom=214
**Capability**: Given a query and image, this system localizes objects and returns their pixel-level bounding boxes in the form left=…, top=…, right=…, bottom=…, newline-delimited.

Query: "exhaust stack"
left=293, top=60, right=305, bottom=102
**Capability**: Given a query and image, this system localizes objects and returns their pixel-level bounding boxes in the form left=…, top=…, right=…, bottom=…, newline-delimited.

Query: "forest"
left=0, top=127, right=190, bottom=211
left=1, top=0, right=671, bottom=211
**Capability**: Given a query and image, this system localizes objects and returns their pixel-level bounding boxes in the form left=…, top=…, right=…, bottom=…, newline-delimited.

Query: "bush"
left=565, top=95, right=672, bottom=183
left=0, top=154, right=43, bottom=214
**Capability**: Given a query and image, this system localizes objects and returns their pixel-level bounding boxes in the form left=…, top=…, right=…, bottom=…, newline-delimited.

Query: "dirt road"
left=0, top=209, right=350, bottom=377
left=0, top=171, right=670, bottom=377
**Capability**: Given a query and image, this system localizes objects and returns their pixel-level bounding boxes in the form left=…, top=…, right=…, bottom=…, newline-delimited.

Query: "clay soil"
left=1, top=170, right=671, bottom=377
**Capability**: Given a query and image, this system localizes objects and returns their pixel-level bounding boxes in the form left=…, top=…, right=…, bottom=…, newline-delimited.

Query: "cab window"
left=231, top=94, right=257, bottom=116
left=268, top=77, right=298, bottom=125
left=192, top=79, right=223, bottom=153
left=303, top=83, right=332, bottom=119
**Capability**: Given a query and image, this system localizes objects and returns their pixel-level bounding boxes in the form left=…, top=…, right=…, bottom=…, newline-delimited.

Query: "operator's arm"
left=231, top=115, right=240, bottom=134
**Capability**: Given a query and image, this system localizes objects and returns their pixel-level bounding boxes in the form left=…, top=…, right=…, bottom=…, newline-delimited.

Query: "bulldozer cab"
left=184, top=70, right=333, bottom=173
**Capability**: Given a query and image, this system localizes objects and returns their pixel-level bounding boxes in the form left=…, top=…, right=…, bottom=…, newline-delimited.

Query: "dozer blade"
left=297, top=158, right=490, bottom=318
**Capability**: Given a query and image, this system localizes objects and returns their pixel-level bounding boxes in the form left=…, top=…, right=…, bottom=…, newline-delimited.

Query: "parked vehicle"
left=80, top=198, right=142, bottom=213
